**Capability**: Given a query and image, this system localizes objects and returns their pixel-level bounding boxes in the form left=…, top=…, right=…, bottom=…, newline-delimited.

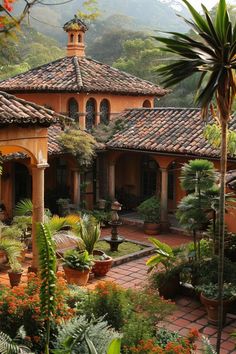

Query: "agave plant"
left=76, top=214, right=101, bottom=255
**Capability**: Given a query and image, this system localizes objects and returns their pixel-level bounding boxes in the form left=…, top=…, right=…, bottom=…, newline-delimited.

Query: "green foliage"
left=155, top=0, right=236, bottom=116
left=91, top=119, right=125, bottom=143
left=201, top=336, right=217, bottom=354
left=14, top=199, right=33, bottom=216
left=204, top=123, right=236, bottom=157
left=53, top=315, right=120, bottom=354
left=196, top=283, right=236, bottom=300
left=155, top=328, right=181, bottom=348
left=58, top=128, right=97, bottom=168
left=137, top=196, right=160, bottom=223
left=180, top=159, right=217, bottom=193
left=63, top=250, right=94, bottom=271
left=176, top=194, right=209, bottom=231
left=0, top=238, right=23, bottom=270
left=0, top=24, right=64, bottom=80
left=146, top=238, right=174, bottom=272
left=77, top=214, right=101, bottom=254
left=0, top=330, right=33, bottom=354
left=36, top=222, right=57, bottom=354
left=82, top=281, right=174, bottom=348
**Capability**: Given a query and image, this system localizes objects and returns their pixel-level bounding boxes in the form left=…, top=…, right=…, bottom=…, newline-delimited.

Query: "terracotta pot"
left=8, top=271, right=22, bottom=287
left=144, top=222, right=160, bottom=235
left=200, top=293, right=232, bottom=326
left=63, top=266, right=90, bottom=286
left=92, top=250, right=113, bottom=277
left=158, top=273, right=180, bottom=299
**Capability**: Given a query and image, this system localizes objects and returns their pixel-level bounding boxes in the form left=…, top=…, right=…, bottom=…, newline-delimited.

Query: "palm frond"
left=14, top=199, right=33, bottom=216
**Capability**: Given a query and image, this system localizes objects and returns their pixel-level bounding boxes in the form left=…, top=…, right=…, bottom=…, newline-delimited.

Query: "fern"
left=0, top=331, right=33, bottom=354
left=36, top=223, right=57, bottom=354
left=54, top=316, right=120, bottom=354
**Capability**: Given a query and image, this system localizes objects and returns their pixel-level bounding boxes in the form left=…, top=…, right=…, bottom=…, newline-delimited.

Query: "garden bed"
left=97, top=239, right=154, bottom=266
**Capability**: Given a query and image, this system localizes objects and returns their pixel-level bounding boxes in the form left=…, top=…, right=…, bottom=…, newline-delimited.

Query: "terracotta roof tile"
left=0, top=56, right=168, bottom=97
left=107, top=108, right=236, bottom=159
left=0, top=91, right=65, bottom=126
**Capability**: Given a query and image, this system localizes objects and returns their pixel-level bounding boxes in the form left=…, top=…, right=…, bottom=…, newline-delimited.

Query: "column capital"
left=32, top=163, right=49, bottom=169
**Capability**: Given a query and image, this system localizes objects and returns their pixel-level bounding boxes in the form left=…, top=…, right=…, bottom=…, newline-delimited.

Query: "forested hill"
left=14, top=0, right=189, bottom=43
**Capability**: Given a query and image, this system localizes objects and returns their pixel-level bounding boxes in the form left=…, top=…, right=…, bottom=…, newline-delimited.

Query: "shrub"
left=81, top=281, right=175, bottom=349
left=137, top=196, right=160, bottom=223
left=0, top=272, right=75, bottom=351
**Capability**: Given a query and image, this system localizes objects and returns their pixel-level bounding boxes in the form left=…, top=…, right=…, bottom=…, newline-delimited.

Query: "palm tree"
left=155, top=1, right=236, bottom=352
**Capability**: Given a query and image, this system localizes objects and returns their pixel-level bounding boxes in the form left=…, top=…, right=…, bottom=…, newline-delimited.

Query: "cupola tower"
left=63, top=15, right=88, bottom=57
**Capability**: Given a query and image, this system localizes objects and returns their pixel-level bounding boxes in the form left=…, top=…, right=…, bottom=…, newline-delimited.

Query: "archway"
left=14, top=162, right=32, bottom=205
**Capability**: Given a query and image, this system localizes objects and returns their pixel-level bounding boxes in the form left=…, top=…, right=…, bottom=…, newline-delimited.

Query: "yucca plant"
left=155, top=1, right=236, bottom=349
left=36, top=223, right=57, bottom=354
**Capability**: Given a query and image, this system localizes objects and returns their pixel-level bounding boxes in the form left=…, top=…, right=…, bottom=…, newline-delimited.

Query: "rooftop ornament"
left=103, top=200, right=125, bottom=252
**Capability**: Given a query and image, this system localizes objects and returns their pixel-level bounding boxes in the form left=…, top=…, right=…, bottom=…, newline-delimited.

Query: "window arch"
left=100, top=99, right=110, bottom=125
left=143, top=100, right=151, bottom=108
left=86, top=98, right=96, bottom=130
left=68, top=98, right=78, bottom=120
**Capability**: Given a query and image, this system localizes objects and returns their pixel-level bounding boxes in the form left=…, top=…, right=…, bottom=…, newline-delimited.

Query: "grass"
left=95, top=240, right=145, bottom=258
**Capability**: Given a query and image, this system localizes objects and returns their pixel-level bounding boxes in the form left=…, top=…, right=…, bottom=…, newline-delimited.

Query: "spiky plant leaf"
left=36, top=223, right=56, bottom=319
left=14, top=199, right=33, bottom=216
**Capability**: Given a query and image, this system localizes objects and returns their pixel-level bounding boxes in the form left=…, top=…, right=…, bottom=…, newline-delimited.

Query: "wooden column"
left=72, top=169, right=80, bottom=207
left=31, top=163, right=48, bottom=269
left=160, top=167, right=169, bottom=232
left=108, top=161, right=115, bottom=200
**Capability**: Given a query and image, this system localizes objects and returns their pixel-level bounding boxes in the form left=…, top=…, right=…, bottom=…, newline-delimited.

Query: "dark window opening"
left=68, top=98, right=78, bottom=120
left=86, top=98, right=96, bottom=130
left=100, top=99, right=110, bottom=125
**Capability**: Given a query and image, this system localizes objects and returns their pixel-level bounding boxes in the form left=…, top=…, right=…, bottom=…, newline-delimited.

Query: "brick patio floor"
left=0, top=225, right=235, bottom=353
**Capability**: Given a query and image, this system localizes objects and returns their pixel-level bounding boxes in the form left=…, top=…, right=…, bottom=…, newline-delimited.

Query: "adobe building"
left=0, top=16, right=236, bottom=233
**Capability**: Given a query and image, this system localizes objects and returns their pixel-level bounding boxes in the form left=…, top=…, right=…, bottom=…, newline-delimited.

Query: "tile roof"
left=0, top=91, right=64, bottom=126
left=0, top=56, right=168, bottom=97
left=107, top=108, right=236, bottom=159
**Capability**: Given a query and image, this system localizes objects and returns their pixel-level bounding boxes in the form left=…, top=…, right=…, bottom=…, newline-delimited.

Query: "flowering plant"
left=0, top=272, right=75, bottom=351
left=124, top=328, right=199, bottom=354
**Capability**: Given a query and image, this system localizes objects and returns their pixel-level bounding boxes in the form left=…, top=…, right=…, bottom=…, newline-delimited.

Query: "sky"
left=185, top=0, right=235, bottom=11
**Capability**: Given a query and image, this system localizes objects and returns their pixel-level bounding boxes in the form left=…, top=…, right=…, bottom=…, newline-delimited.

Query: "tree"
left=154, top=1, right=236, bottom=352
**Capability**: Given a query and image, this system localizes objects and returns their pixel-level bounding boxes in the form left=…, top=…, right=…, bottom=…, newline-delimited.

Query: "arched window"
left=70, top=34, right=74, bottom=43
left=100, top=99, right=110, bottom=125
left=68, top=98, right=78, bottom=120
left=143, top=100, right=151, bottom=108
left=78, top=34, right=82, bottom=43
left=86, top=98, right=96, bottom=130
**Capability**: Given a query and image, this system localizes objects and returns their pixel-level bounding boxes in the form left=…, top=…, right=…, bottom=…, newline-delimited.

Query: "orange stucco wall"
left=14, top=92, right=155, bottom=126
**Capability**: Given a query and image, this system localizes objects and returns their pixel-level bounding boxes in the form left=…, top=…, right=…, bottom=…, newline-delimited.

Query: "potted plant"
left=8, top=257, right=23, bottom=287
left=63, top=249, right=94, bottom=286
left=196, top=283, right=236, bottom=325
left=147, top=238, right=181, bottom=299
left=137, top=196, right=160, bottom=235
left=92, top=250, right=113, bottom=277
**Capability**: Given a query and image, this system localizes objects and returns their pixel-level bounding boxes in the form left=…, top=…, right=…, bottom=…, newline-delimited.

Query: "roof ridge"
left=73, top=57, right=83, bottom=88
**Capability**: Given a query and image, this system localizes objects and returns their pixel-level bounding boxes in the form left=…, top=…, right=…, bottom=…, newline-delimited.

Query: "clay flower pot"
left=92, top=250, right=113, bottom=277
left=63, top=266, right=90, bottom=286
left=0, top=249, right=7, bottom=264
left=200, top=293, right=233, bottom=326
left=144, top=222, right=160, bottom=235
left=8, top=270, right=23, bottom=287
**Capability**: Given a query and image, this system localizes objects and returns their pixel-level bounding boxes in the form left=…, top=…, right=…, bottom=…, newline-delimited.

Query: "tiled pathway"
left=0, top=225, right=235, bottom=353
